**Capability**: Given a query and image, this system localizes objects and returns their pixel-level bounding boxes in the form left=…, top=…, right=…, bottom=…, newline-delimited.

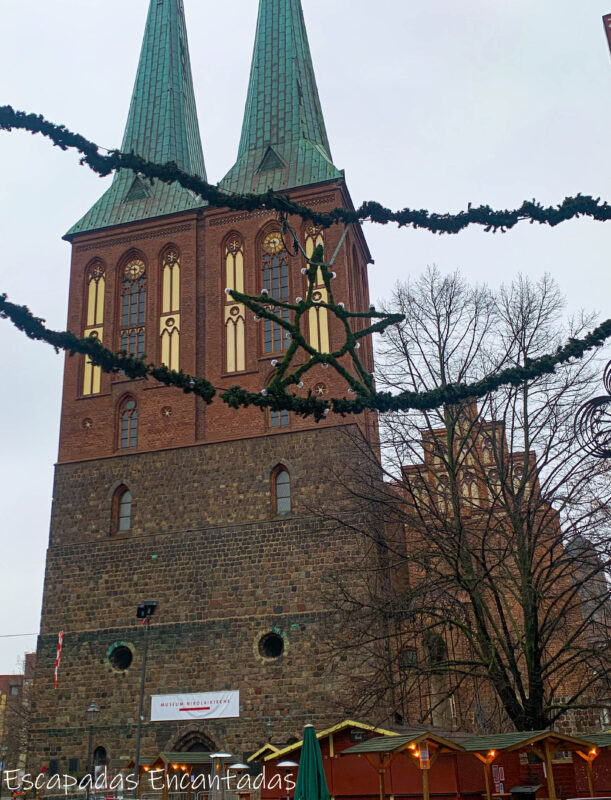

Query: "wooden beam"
left=422, top=765, right=430, bottom=800
left=543, top=741, right=557, bottom=800
left=575, top=750, right=597, bottom=797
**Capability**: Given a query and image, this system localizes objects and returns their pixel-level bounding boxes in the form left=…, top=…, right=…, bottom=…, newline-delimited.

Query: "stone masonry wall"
left=28, top=426, right=386, bottom=771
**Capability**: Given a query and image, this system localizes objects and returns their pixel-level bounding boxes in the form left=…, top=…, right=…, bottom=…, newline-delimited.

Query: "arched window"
left=120, top=257, right=147, bottom=359
left=224, top=236, right=246, bottom=373
left=160, top=249, right=180, bottom=370
left=262, top=231, right=290, bottom=353
left=83, top=262, right=106, bottom=395
left=113, top=486, right=132, bottom=532
left=305, top=226, right=329, bottom=354
left=272, top=466, right=291, bottom=515
left=423, top=631, right=453, bottom=728
left=119, top=398, right=138, bottom=449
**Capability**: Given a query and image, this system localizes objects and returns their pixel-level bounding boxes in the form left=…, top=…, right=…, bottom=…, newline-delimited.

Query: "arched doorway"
left=172, top=731, right=217, bottom=791
left=93, top=746, right=107, bottom=782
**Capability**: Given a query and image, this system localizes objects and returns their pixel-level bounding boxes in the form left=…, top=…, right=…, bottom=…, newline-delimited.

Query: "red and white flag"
left=54, top=631, right=64, bottom=689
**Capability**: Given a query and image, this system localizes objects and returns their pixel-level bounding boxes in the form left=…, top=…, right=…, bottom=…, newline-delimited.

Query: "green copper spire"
left=67, top=0, right=206, bottom=237
left=220, top=0, right=342, bottom=195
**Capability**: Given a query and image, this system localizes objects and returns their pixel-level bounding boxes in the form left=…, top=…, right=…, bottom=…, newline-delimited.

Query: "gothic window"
left=272, top=466, right=291, bottom=515
left=436, top=474, right=450, bottom=513
left=83, top=262, right=106, bottom=396
left=262, top=231, right=290, bottom=354
left=271, top=409, right=289, bottom=429
left=224, top=236, right=246, bottom=373
left=120, top=258, right=146, bottom=359
left=424, top=631, right=453, bottom=728
left=113, top=485, right=132, bottom=533
left=119, top=397, right=138, bottom=449
left=160, top=249, right=180, bottom=370
left=305, top=226, right=329, bottom=353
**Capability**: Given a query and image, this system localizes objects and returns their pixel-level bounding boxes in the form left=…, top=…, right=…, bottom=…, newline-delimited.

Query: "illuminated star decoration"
left=223, top=221, right=404, bottom=420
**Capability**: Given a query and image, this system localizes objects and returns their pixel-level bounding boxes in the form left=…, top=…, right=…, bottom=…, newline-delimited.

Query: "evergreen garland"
left=0, top=294, right=215, bottom=403
left=2, top=292, right=610, bottom=420
left=1, top=105, right=610, bottom=234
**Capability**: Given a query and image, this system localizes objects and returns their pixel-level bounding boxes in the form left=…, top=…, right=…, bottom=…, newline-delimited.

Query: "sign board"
left=604, top=14, right=611, bottom=55
left=419, top=743, right=430, bottom=771
left=151, top=691, right=240, bottom=721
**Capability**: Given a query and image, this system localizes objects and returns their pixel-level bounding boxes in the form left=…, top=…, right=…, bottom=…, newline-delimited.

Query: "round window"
left=107, top=643, right=134, bottom=672
left=258, top=632, right=284, bottom=660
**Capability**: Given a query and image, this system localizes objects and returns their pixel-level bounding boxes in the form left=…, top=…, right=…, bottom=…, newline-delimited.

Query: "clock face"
left=124, top=259, right=145, bottom=281
left=263, top=232, right=284, bottom=255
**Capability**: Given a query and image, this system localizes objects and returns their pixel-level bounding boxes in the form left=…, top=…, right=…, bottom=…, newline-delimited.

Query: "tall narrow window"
left=262, top=231, right=290, bottom=353
left=119, top=398, right=138, bottom=449
left=305, top=226, right=329, bottom=353
left=113, top=486, right=132, bottom=533
left=120, top=258, right=146, bottom=359
left=272, top=466, right=291, bottom=515
left=83, top=262, right=106, bottom=395
left=224, top=237, right=246, bottom=373
left=160, top=249, right=181, bottom=370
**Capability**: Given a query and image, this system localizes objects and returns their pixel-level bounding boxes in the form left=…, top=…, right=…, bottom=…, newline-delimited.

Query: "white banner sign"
left=151, top=691, right=240, bottom=721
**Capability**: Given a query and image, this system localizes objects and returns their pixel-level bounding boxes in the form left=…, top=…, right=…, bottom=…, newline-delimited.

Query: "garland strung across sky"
left=1, top=106, right=611, bottom=234
left=1, top=105, right=611, bottom=419
left=2, top=290, right=610, bottom=421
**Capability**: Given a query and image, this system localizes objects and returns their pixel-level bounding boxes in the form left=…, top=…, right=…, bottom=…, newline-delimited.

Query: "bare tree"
left=324, top=267, right=611, bottom=733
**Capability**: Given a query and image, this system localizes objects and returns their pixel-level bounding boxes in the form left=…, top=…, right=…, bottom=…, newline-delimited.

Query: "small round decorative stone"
left=161, top=407, right=172, bottom=419
left=82, top=418, right=93, bottom=431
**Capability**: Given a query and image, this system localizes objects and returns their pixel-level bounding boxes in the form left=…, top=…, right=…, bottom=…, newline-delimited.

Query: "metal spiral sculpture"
left=575, top=361, right=611, bottom=458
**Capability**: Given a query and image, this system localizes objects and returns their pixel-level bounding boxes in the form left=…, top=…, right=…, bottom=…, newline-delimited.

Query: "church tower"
left=29, top=0, right=384, bottom=772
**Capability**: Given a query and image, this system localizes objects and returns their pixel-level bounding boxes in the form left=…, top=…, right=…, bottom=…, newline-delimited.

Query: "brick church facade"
left=28, top=0, right=387, bottom=771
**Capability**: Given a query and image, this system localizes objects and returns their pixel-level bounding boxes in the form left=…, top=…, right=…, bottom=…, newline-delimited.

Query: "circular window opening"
left=108, top=644, right=133, bottom=671
left=259, top=632, right=284, bottom=659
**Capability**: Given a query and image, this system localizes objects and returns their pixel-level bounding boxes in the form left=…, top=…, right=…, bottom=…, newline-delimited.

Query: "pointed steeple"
left=67, top=0, right=206, bottom=237
left=220, top=0, right=342, bottom=195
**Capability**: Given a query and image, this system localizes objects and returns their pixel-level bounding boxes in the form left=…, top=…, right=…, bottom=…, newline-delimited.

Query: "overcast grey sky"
left=0, top=0, right=609, bottom=672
